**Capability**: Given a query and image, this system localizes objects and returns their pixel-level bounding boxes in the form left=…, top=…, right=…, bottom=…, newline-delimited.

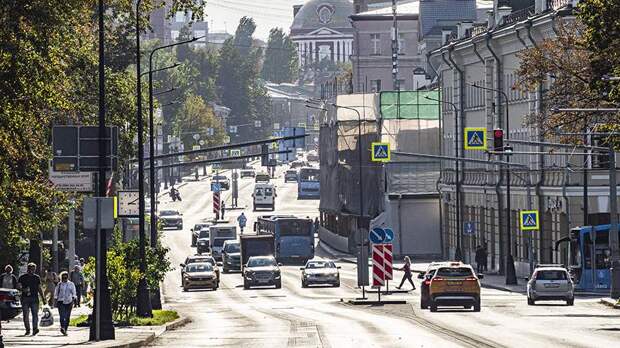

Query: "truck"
left=240, top=234, right=275, bottom=273
left=209, top=224, right=237, bottom=260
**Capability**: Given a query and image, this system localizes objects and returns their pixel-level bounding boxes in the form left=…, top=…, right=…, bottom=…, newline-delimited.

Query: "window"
left=398, top=33, right=405, bottom=54
left=175, top=11, right=185, bottom=23
left=371, top=79, right=382, bottom=92
left=170, top=30, right=180, bottom=41
left=370, top=33, right=381, bottom=55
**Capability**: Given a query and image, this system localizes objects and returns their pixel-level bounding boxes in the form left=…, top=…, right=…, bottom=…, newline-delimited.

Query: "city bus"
left=297, top=167, right=320, bottom=199
left=556, top=224, right=620, bottom=292
left=255, top=215, right=315, bottom=263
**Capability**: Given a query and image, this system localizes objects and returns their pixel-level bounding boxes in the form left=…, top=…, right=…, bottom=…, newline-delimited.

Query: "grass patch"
left=127, top=310, right=179, bottom=326
left=70, top=315, right=89, bottom=327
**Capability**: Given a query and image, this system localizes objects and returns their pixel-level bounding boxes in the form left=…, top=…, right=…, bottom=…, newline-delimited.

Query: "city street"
left=150, top=164, right=620, bottom=348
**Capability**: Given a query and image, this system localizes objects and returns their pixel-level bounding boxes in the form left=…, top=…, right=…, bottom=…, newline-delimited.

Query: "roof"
left=419, top=0, right=477, bottom=37
left=355, top=0, right=419, bottom=16
left=265, top=83, right=313, bottom=101
left=291, top=0, right=354, bottom=32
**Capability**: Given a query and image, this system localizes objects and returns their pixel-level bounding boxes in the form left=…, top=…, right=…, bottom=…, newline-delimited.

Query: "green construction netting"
left=380, top=90, right=441, bottom=120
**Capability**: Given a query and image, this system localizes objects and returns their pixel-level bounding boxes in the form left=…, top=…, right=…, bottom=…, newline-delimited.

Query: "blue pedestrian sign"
left=464, top=222, right=475, bottom=235
left=383, top=228, right=394, bottom=243
left=464, top=127, right=487, bottom=150
left=520, top=210, right=539, bottom=230
left=369, top=227, right=386, bottom=244
left=211, top=182, right=221, bottom=192
left=371, top=142, right=391, bottom=162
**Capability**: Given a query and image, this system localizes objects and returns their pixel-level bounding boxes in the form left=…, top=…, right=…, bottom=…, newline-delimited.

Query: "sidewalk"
left=1, top=305, right=188, bottom=348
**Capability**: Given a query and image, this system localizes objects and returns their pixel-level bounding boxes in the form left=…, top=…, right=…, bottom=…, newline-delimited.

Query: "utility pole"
left=608, top=145, right=620, bottom=298
left=391, top=0, right=399, bottom=90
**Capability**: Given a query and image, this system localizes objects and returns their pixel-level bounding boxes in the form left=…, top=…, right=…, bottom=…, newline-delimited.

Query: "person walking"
left=395, top=256, right=416, bottom=291
left=237, top=212, right=247, bottom=233
left=69, top=265, right=84, bottom=306
left=53, top=271, right=77, bottom=336
left=482, top=244, right=489, bottom=272
left=475, top=245, right=484, bottom=273
left=43, top=269, right=58, bottom=307
left=0, top=265, right=17, bottom=289
left=18, top=263, right=45, bottom=336
left=221, top=201, right=226, bottom=220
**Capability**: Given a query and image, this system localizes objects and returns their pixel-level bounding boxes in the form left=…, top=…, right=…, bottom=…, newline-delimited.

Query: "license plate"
left=258, top=279, right=269, bottom=284
left=544, top=283, right=560, bottom=288
left=448, top=281, right=463, bottom=286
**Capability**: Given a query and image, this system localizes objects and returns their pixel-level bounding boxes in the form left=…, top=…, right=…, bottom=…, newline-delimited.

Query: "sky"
left=204, top=0, right=306, bottom=41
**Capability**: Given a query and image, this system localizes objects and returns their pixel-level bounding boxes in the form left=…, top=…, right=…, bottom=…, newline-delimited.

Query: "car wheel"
left=473, top=299, right=481, bottom=312
left=301, top=280, right=307, bottom=288
left=430, top=301, right=437, bottom=312
left=275, top=280, right=282, bottom=289
left=179, top=225, right=183, bottom=230
left=334, top=281, right=340, bottom=287
left=567, top=298, right=574, bottom=306
left=253, top=205, right=256, bottom=212
left=182, top=287, right=188, bottom=292
left=223, top=268, right=229, bottom=274
left=464, top=305, right=471, bottom=309
left=243, top=279, right=249, bottom=290
left=527, top=297, right=535, bottom=306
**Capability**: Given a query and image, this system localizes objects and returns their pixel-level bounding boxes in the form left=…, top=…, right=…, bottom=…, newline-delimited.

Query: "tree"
left=173, top=94, right=225, bottom=151
left=261, top=28, right=298, bottom=83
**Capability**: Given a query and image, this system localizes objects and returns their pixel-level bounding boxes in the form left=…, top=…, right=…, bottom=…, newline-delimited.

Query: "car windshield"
left=194, top=224, right=208, bottom=230
left=187, top=263, right=213, bottom=272
left=160, top=210, right=178, bottom=216
left=306, top=261, right=335, bottom=269
left=224, top=243, right=240, bottom=253
left=286, top=170, right=296, bottom=174
left=199, top=230, right=210, bottom=238
left=213, top=238, right=228, bottom=247
left=536, top=270, right=568, bottom=280
left=436, top=267, right=474, bottom=277
left=299, top=168, right=319, bottom=182
left=248, top=257, right=276, bottom=267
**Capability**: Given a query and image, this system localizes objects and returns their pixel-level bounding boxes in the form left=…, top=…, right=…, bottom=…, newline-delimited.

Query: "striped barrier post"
left=372, top=243, right=385, bottom=302
left=213, top=191, right=220, bottom=218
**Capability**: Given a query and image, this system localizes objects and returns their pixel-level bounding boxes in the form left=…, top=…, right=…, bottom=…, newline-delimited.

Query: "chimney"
left=457, top=21, right=474, bottom=39
left=293, top=5, right=303, bottom=18
left=495, top=6, right=512, bottom=26
left=487, top=10, right=495, bottom=30
left=442, top=29, right=453, bottom=45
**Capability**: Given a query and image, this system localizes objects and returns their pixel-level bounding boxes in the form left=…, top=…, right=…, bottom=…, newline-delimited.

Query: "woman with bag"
left=53, top=272, right=77, bottom=336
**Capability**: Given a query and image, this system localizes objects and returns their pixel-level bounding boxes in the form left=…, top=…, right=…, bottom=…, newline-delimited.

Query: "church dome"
left=291, top=0, right=354, bottom=32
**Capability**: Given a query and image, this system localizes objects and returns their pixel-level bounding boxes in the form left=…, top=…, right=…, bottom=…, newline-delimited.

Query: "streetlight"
left=470, top=83, right=517, bottom=285
left=425, top=95, right=463, bottom=261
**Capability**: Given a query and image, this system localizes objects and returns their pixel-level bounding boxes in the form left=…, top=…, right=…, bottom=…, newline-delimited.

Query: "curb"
left=600, top=298, right=620, bottom=309
left=103, top=316, right=191, bottom=348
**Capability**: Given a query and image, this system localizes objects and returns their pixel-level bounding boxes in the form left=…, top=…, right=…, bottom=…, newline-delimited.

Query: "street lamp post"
left=471, top=83, right=517, bottom=285
left=425, top=95, right=462, bottom=261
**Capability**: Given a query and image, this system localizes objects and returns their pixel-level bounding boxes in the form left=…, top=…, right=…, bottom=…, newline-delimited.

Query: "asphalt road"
left=150, top=163, right=620, bottom=348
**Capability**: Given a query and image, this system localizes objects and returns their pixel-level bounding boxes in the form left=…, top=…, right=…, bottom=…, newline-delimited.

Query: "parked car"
left=191, top=222, right=211, bottom=247
left=182, top=263, right=218, bottom=291
left=300, top=260, right=340, bottom=287
left=0, top=287, right=21, bottom=320
left=159, top=210, right=183, bottom=230
left=211, top=175, right=230, bottom=190
left=428, top=263, right=482, bottom=312
left=284, top=170, right=298, bottom=182
left=180, top=255, right=221, bottom=287
left=527, top=264, right=574, bottom=306
left=222, top=240, right=241, bottom=273
left=243, top=255, right=282, bottom=289
left=418, top=262, right=452, bottom=309
left=240, top=169, right=256, bottom=178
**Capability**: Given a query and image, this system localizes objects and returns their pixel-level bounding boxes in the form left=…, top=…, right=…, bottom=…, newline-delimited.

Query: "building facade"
left=147, top=0, right=209, bottom=46
left=428, top=0, right=611, bottom=277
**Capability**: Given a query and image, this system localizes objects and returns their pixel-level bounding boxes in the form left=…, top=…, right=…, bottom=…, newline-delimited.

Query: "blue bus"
left=297, top=167, right=320, bottom=199
left=557, top=224, right=620, bottom=292
left=255, top=215, right=315, bottom=263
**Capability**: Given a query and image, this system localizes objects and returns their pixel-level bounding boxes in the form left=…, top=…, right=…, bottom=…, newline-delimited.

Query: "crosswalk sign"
left=464, top=127, right=487, bottom=150
left=371, top=142, right=390, bottom=162
left=520, top=210, right=539, bottom=230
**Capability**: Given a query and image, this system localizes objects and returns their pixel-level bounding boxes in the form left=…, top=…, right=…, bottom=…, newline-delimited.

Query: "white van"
left=252, top=183, right=276, bottom=211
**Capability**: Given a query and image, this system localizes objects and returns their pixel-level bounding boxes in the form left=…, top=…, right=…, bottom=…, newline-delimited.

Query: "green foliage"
left=174, top=94, right=225, bottom=151
left=69, top=314, right=89, bottom=327
left=128, top=310, right=179, bottom=326
left=261, top=28, right=298, bottom=83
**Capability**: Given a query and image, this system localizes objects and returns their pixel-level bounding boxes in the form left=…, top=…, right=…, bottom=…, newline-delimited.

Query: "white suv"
left=527, top=264, right=574, bottom=306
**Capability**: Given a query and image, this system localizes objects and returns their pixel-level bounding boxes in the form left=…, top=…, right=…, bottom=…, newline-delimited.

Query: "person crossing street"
left=395, top=256, right=416, bottom=291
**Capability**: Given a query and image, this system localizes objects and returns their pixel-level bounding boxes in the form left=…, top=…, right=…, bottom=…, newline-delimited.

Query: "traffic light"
left=261, top=143, right=269, bottom=166
left=493, top=128, right=504, bottom=152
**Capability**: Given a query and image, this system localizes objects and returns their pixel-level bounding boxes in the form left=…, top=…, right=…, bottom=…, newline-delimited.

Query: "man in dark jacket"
left=475, top=245, right=484, bottom=273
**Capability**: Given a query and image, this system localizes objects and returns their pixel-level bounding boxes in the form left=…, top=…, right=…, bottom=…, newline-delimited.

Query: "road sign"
left=192, top=145, right=200, bottom=151
left=464, top=127, right=487, bottom=150
left=383, top=228, right=394, bottom=243
left=52, top=125, right=119, bottom=172
left=83, top=197, right=115, bottom=229
left=223, top=136, right=231, bottom=144
left=199, top=140, right=205, bottom=146
left=230, top=149, right=241, bottom=157
left=464, top=222, right=475, bottom=235
left=371, top=142, right=390, bottom=162
left=193, top=133, right=200, bottom=141
left=520, top=210, right=540, bottom=230
left=384, top=244, right=393, bottom=280
left=207, top=127, right=214, bottom=136
left=369, top=227, right=386, bottom=244
left=49, top=170, right=94, bottom=192
left=211, top=182, right=222, bottom=192
left=372, top=244, right=385, bottom=287
left=117, top=191, right=139, bottom=217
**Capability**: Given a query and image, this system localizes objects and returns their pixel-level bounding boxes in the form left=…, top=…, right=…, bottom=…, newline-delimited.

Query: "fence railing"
left=501, top=5, right=535, bottom=26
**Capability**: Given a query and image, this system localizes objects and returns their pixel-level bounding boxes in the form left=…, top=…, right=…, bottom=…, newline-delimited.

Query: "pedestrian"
left=237, top=212, right=247, bottom=233
left=69, top=265, right=84, bottom=306
left=0, top=265, right=17, bottom=289
left=482, top=244, right=489, bottom=272
left=43, top=269, right=58, bottom=307
left=17, top=263, right=45, bottom=336
left=396, top=256, right=416, bottom=291
left=314, top=217, right=320, bottom=233
left=475, top=245, right=484, bottom=273
left=53, top=271, right=77, bottom=336
left=221, top=201, right=226, bottom=219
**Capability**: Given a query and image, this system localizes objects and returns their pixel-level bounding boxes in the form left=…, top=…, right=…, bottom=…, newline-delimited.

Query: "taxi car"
left=418, top=262, right=452, bottom=309
left=428, top=263, right=482, bottom=312
left=182, top=263, right=218, bottom=291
